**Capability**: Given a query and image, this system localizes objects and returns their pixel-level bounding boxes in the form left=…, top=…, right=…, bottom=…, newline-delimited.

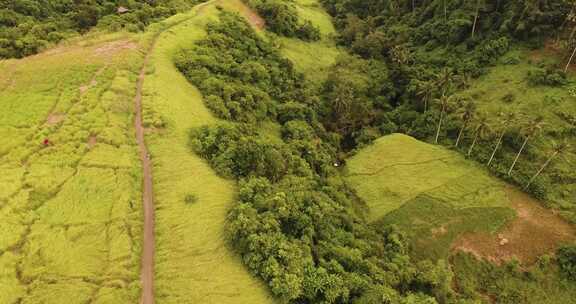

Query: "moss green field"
left=346, top=134, right=518, bottom=260
left=0, top=33, right=144, bottom=303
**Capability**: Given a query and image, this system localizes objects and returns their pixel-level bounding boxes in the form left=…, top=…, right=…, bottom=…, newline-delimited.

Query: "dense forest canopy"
left=0, top=0, right=204, bottom=58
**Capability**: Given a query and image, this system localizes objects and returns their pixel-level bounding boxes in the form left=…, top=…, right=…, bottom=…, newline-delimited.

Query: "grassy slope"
left=143, top=1, right=273, bottom=303
left=460, top=49, right=576, bottom=212
left=279, top=0, right=344, bottom=84
left=346, top=134, right=515, bottom=260
left=0, top=33, right=144, bottom=303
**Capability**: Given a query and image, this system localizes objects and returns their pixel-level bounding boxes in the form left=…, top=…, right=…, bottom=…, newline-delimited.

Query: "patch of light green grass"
left=279, top=0, right=343, bottom=83
left=346, top=134, right=510, bottom=220
left=144, top=2, right=274, bottom=303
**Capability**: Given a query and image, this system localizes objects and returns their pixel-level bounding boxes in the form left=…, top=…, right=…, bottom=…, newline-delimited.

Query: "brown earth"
left=452, top=186, right=576, bottom=265
left=46, top=113, right=65, bottom=125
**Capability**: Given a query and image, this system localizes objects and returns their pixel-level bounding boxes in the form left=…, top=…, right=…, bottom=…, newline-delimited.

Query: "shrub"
left=557, top=245, right=576, bottom=280
left=527, top=68, right=567, bottom=86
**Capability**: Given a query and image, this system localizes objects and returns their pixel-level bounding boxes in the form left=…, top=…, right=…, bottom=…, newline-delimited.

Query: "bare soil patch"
left=88, top=136, right=97, bottom=149
left=232, top=1, right=266, bottom=30
left=46, top=113, right=65, bottom=125
left=94, top=40, right=138, bottom=57
left=452, top=186, right=576, bottom=264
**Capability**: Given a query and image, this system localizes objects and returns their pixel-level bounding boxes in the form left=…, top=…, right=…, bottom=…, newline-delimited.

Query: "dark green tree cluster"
left=175, top=13, right=313, bottom=124
left=245, top=0, right=321, bottom=40
left=182, top=11, right=453, bottom=303
left=0, top=0, right=204, bottom=58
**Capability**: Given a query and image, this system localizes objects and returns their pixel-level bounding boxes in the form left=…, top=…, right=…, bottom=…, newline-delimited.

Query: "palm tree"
left=487, top=111, right=517, bottom=167
left=454, top=99, right=476, bottom=148
left=433, top=94, right=455, bottom=144
left=565, top=42, right=576, bottom=73
left=507, top=115, right=545, bottom=175
left=416, top=80, right=436, bottom=112
left=525, top=140, right=572, bottom=190
left=471, top=0, right=483, bottom=38
left=436, top=68, right=455, bottom=96
left=468, top=111, right=490, bottom=157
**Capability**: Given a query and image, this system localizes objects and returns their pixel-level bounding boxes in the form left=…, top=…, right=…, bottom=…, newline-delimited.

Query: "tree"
left=487, top=111, right=516, bottom=167
left=415, top=80, right=436, bottom=113
left=433, top=94, right=455, bottom=144
left=565, top=42, right=576, bottom=72
left=507, top=115, right=545, bottom=175
left=454, top=99, right=476, bottom=148
left=467, top=111, right=490, bottom=157
left=525, top=140, right=572, bottom=189
left=435, top=68, right=455, bottom=96
left=471, top=0, right=483, bottom=38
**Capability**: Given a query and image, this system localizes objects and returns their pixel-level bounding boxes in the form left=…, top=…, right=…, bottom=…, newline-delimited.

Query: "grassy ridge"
left=143, top=2, right=273, bottom=303
left=0, top=33, right=144, bottom=303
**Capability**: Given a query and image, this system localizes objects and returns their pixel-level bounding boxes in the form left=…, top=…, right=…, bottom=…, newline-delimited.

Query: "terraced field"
left=0, top=34, right=144, bottom=303
left=346, top=134, right=574, bottom=262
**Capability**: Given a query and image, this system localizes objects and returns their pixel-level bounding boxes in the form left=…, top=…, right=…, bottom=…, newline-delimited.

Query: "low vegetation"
left=0, top=33, right=143, bottom=303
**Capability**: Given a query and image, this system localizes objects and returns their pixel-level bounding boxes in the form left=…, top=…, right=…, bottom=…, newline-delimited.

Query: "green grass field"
left=143, top=1, right=274, bottom=303
left=0, top=33, right=144, bottom=303
left=346, top=134, right=516, bottom=260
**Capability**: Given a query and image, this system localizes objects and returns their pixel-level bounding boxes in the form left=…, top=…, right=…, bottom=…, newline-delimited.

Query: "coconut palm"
left=435, top=68, right=455, bottom=96
left=487, top=111, right=517, bottom=167
left=454, top=99, right=476, bottom=148
left=467, top=111, right=490, bottom=157
left=471, top=0, right=483, bottom=38
left=565, top=42, right=576, bottom=73
left=525, top=140, right=572, bottom=190
left=507, top=115, right=546, bottom=176
left=433, top=94, right=455, bottom=144
left=416, top=80, right=436, bottom=112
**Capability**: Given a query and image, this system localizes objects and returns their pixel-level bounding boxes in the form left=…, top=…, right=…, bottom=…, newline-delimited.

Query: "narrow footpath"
left=134, top=2, right=216, bottom=303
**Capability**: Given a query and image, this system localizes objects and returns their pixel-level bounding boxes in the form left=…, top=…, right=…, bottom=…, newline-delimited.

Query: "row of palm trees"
left=414, top=67, right=572, bottom=190
left=430, top=95, right=571, bottom=190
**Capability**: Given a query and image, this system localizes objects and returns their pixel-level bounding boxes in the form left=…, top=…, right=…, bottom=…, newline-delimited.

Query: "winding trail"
left=135, top=36, right=156, bottom=304
left=135, top=2, right=216, bottom=303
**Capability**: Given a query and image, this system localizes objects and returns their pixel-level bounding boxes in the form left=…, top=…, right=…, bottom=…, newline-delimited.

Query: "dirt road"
left=135, top=2, right=217, bottom=304
left=135, top=38, right=155, bottom=304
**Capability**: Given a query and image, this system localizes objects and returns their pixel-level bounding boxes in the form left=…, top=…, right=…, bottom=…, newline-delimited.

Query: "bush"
left=557, top=245, right=576, bottom=280
left=527, top=67, right=567, bottom=86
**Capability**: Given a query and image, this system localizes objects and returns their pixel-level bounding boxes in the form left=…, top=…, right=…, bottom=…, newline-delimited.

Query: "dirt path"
left=452, top=186, right=576, bottom=265
left=135, top=2, right=216, bottom=303
left=135, top=38, right=156, bottom=304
